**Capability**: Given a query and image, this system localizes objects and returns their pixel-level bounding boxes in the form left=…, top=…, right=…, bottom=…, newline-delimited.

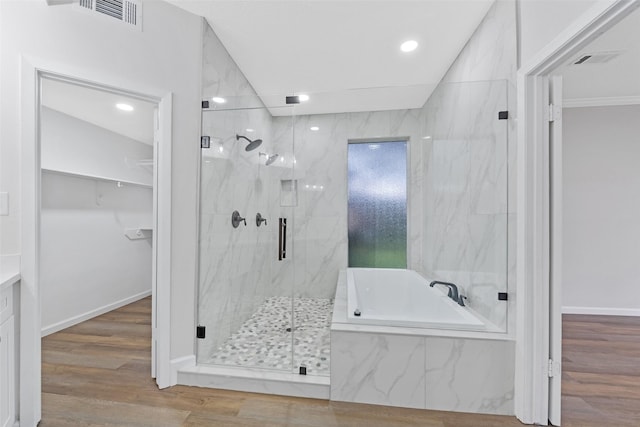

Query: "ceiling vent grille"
left=78, top=0, right=141, bottom=29
left=570, top=51, right=624, bottom=66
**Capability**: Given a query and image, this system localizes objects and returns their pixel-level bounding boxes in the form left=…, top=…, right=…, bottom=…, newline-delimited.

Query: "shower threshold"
left=177, top=364, right=330, bottom=400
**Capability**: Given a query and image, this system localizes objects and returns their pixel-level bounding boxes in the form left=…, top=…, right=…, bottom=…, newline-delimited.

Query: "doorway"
left=39, top=77, right=156, bottom=339
left=517, top=0, right=640, bottom=425
left=20, top=61, right=173, bottom=426
left=553, top=9, right=640, bottom=423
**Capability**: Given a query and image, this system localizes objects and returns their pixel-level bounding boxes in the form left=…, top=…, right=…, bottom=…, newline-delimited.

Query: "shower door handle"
left=278, top=217, right=287, bottom=260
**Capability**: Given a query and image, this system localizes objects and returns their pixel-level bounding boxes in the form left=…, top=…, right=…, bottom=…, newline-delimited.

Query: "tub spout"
left=429, top=281, right=460, bottom=304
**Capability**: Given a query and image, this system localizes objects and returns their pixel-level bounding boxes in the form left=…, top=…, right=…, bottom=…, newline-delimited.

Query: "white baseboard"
left=562, top=306, right=640, bottom=317
left=41, top=289, right=152, bottom=336
left=171, top=354, right=196, bottom=385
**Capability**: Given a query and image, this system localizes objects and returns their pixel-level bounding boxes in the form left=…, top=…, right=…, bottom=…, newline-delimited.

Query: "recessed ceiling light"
left=400, top=40, right=418, bottom=53
left=246, top=128, right=255, bottom=133
left=310, top=126, right=320, bottom=131
left=212, top=97, right=226, bottom=104
left=116, top=103, right=134, bottom=112
left=298, top=94, right=310, bottom=102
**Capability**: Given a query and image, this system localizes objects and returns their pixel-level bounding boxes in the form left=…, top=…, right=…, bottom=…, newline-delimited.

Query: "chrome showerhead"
left=236, top=134, right=263, bottom=151
left=259, top=152, right=280, bottom=166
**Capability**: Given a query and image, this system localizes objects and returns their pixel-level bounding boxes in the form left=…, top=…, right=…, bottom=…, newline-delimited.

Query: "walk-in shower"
left=198, top=98, right=335, bottom=378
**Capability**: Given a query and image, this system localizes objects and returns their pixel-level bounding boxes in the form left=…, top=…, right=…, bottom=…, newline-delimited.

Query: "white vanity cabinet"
left=0, top=282, right=16, bottom=427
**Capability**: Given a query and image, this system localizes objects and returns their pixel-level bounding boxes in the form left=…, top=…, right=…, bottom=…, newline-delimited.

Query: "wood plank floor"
left=562, top=314, right=640, bottom=427
left=40, top=298, right=639, bottom=426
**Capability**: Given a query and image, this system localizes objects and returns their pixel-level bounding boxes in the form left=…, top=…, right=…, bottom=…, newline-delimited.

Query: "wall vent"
left=570, top=51, right=624, bottom=66
left=78, top=0, right=141, bottom=29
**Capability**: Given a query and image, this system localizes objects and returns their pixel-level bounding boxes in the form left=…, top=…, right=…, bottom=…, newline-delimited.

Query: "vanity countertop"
left=0, top=255, right=20, bottom=290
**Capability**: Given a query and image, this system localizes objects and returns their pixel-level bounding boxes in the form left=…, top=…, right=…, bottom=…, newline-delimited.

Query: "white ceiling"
left=558, top=5, right=640, bottom=104
left=41, top=78, right=156, bottom=145
left=165, top=0, right=494, bottom=115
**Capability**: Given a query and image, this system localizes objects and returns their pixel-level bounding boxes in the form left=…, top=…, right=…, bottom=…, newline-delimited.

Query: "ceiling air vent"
left=77, top=0, right=141, bottom=29
left=570, top=51, right=624, bottom=66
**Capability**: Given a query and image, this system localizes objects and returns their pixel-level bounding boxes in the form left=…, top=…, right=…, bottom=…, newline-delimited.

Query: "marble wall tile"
left=442, top=1, right=517, bottom=84
left=269, top=109, right=423, bottom=300
left=331, top=331, right=426, bottom=409
left=424, top=338, right=515, bottom=415
left=419, top=0, right=517, bottom=331
left=198, top=23, right=279, bottom=362
left=202, top=24, right=262, bottom=107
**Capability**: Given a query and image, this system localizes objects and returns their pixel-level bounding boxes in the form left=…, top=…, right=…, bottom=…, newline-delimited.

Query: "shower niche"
left=280, top=179, right=297, bottom=207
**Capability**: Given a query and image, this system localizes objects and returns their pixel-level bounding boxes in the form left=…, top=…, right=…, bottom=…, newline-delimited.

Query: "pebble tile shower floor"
left=207, top=297, right=333, bottom=375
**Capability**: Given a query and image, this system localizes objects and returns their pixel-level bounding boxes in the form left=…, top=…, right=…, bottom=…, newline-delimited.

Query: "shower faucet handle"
left=256, top=213, right=267, bottom=227
left=232, top=210, right=246, bottom=228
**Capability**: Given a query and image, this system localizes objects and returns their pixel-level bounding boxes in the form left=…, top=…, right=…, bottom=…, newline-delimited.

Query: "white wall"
left=0, top=0, right=202, bottom=360
left=562, top=105, right=640, bottom=315
left=41, top=172, right=153, bottom=333
left=517, top=0, right=610, bottom=67
left=40, top=107, right=153, bottom=334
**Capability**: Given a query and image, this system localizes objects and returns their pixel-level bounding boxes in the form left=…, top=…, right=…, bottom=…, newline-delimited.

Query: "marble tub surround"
left=331, top=270, right=514, bottom=415
left=331, top=331, right=514, bottom=415
left=424, top=337, right=514, bottom=414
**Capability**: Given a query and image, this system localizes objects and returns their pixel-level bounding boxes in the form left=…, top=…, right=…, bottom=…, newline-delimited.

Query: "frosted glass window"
left=348, top=141, right=407, bottom=268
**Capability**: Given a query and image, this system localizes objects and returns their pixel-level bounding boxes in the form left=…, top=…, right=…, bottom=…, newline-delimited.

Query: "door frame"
left=515, top=0, right=640, bottom=424
left=20, top=56, right=173, bottom=426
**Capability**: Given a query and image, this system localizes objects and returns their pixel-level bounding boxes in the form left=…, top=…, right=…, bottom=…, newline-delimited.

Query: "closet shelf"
left=42, top=168, right=152, bottom=188
left=124, top=228, right=153, bottom=240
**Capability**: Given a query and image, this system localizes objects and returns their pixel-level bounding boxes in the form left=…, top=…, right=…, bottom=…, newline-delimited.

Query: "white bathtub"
left=346, top=268, right=485, bottom=331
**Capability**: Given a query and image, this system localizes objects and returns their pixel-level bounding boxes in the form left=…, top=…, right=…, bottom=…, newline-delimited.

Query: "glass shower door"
left=422, top=79, right=510, bottom=332
left=196, top=103, right=296, bottom=372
